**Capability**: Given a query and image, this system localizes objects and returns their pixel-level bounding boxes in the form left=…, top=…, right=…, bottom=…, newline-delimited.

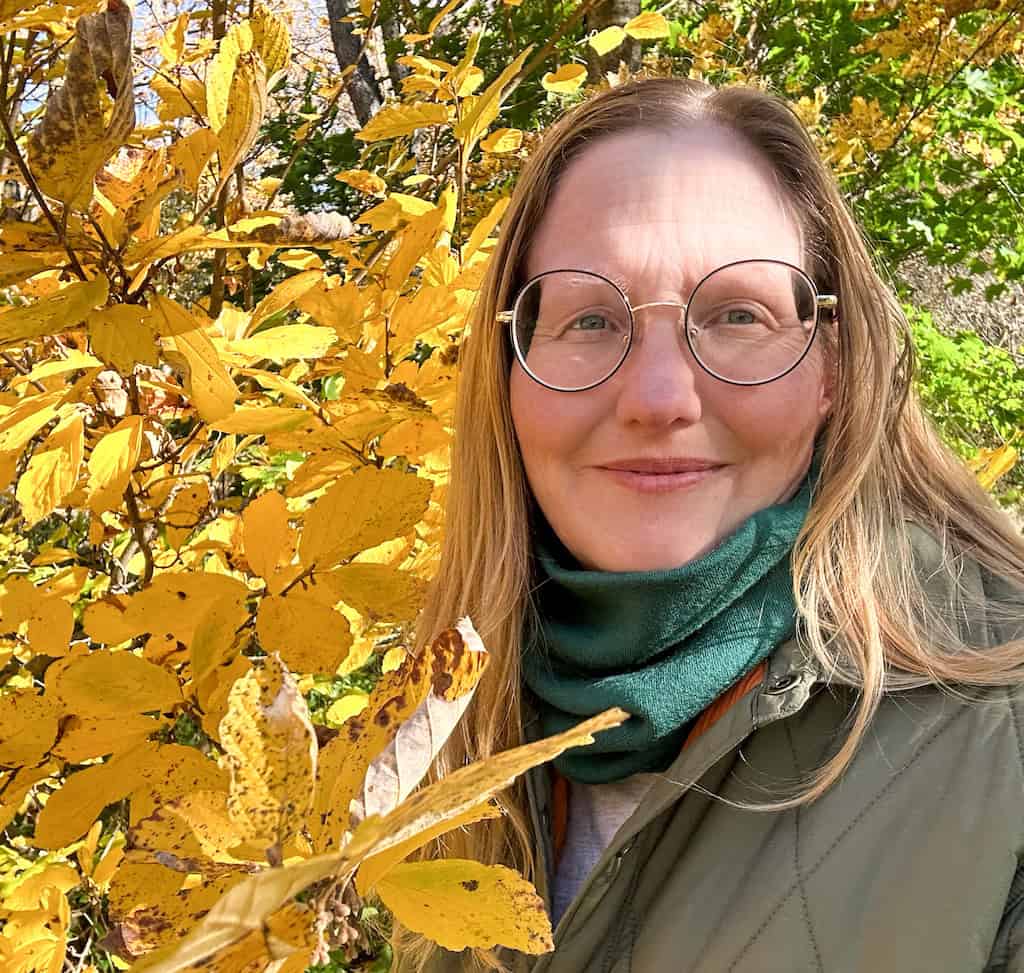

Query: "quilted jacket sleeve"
left=985, top=862, right=1024, bottom=972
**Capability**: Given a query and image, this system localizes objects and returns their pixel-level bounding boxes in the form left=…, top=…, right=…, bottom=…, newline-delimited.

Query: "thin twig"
left=0, top=351, right=47, bottom=393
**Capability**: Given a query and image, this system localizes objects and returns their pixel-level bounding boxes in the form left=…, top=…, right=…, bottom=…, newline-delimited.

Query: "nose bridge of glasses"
left=628, top=299, right=690, bottom=341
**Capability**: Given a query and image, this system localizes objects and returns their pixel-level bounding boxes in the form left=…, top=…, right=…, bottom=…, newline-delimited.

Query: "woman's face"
left=509, top=126, right=834, bottom=572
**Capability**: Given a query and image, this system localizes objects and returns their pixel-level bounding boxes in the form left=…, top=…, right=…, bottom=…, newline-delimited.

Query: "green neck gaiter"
left=521, top=452, right=820, bottom=785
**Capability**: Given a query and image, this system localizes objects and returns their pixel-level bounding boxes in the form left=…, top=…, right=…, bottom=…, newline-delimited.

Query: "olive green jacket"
left=412, top=532, right=1024, bottom=972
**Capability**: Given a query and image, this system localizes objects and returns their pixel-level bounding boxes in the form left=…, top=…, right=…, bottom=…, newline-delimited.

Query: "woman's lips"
left=598, top=466, right=723, bottom=494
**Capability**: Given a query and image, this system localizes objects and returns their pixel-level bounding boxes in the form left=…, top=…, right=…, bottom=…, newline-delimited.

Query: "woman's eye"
left=572, top=313, right=610, bottom=331
left=723, top=307, right=757, bottom=325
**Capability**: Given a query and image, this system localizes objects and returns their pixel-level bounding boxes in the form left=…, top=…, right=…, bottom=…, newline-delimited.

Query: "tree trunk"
left=326, top=0, right=384, bottom=127
left=584, top=0, right=642, bottom=83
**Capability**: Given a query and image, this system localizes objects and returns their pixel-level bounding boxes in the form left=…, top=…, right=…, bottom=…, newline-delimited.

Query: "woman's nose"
left=612, top=306, right=704, bottom=426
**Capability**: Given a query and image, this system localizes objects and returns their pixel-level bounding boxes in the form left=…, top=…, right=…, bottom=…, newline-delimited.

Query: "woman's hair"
left=389, top=76, right=1024, bottom=971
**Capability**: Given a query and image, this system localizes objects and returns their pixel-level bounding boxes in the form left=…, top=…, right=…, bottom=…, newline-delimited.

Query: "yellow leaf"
left=356, top=800, right=499, bottom=894
left=0, top=276, right=109, bottom=348
left=163, top=327, right=238, bottom=422
left=10, top=349, right=100, bottom=390
left=170, top=129, right=219, bottom=193
left=242, top=491, right=295, bottom=589
left=462, top=195, right=510, bottom=264
left=87, top=414, right=144, bottom=514
left=129, top=707, right=627, bottom=973
left=479, top=127, right=522, bottom=153
left=4, top=861, right=81, bottom=909
left=381, top=647, right=406, bottom=672
left=299, top=467, right=433, bottom=572
left=248, top=269, right=323, bottom=333
left=453, top=47, right=533, bottom=160
left=377, top=859, right=551, bottom=953
left=156, top=789, right=250, bottom=861
left=16, top=411, right=84, bottom=526
left=325, top=692, right=369, bottom=726
left=336, top=168, right=387, bottom=195
left=349, top=619, right=487, bottom=824
left=34, top=741, right=227, bottom=849
left=427, top=0, right=467, bottom=33
left=970, top=443, right=1019, bottom=490
left=228, top=323, right=336, bottom=361
left=0, top=692, right=61, bottom=766
left=0, top=575, right=75, bottom=657
left=384, top=202, right=448, bottom=292
left=314, top=563, right=426, bottom=623
left=278, top=249, right=323, bottom=270
left=91, top=834, right=126, bottom=890
left=209, top=406, right=310, bottom=435
left=355, top=102, right=450, bottom=142
left=541, top=63, right=586, bottom=94
left=146, top=293, right=205, bottom=337
left=0, top=251, right=54, bottom=288
left=46, top=650, right=183, bottom=716
left=250, top=4, right=291, bottom=84
left=0, top=761, right=56, bottom=834
left=152, top=74, right=208, bottom=123
left=108, top=862, right=245, bottom=955
left=88, top=304, right=159, bottom=373
left=0, top=394, right=61, bottom=454
left=26, top=1, right=135, bottom=207
left=355, top=192, right=435, bottom=231
left=624, top=11, right=670, bottom=39
left=218, top=654, right=316, bottom=848
left=255, top=592, right=353, bottom=674
left=589, top=24, right=626, bottom=55
left=159, top=11, right=189, bottom=66
left=206, top=21, right=253, bottom=133
left=51, top=713, right=160, bottom=763
left=116, top=573, right=250, bottom=649
left=213, top=51, right=267, bottom=199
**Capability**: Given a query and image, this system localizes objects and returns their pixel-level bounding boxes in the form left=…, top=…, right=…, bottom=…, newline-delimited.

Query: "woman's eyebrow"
left=582, top=267, right=633, bottom=294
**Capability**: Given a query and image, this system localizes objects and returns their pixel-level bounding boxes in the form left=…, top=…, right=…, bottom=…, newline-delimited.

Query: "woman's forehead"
left=525, top=128, right=802, bottom=288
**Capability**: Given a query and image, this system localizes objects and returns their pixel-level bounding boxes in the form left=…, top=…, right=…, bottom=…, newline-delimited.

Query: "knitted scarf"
left=521, top=454, right=819, bottom=784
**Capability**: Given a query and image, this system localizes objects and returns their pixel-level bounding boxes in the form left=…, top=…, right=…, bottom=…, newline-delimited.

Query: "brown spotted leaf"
left=348, top=617, right=488, bottom=827
left=217, top=654, right=316, bottom=851
left=310, top=619, right=487, bottom=852
left=27, top=0, right=136, bottom=208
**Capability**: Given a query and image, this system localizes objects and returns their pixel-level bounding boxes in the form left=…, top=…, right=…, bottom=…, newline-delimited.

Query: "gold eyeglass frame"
left=497, top=258, right=839, bottom=392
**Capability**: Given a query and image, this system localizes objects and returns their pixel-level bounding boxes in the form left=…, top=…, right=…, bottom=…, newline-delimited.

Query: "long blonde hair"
left=391, top=77, right=1024, bottom=971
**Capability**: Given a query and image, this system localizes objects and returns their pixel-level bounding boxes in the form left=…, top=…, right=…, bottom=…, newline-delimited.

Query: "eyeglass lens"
left=511, top=261, right=819, bottom=389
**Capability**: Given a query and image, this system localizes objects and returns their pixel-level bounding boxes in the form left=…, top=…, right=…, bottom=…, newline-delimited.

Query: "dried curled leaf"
left=27, top=0, right=136, bottom=208
left=217, top=654, right=317, bottom=851
left=349, top=617, right=488, bottom=825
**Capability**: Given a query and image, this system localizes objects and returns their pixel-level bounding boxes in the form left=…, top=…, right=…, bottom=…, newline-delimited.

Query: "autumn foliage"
left=0, top=0, right=1022, bottom=970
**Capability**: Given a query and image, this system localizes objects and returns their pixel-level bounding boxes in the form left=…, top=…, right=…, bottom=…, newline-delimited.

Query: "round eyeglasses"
left=498, top=258, right=838, bottom=391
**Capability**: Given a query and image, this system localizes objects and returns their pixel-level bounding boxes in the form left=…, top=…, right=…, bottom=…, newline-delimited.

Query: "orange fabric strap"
left=550, top=659, right=768, bottom=868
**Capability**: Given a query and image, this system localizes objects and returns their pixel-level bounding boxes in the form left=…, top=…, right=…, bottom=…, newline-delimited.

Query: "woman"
left=393, top=77, right=1024, bottom=972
